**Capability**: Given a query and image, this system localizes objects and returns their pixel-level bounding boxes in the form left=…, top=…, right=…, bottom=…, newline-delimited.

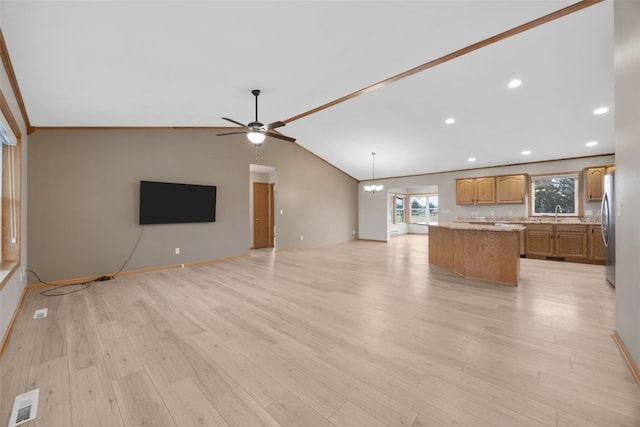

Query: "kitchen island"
left=428, top=222, right=525, bottom=286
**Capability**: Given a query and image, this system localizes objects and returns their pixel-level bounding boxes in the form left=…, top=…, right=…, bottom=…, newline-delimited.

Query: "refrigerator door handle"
left=601, top=192, right=610, bottom=247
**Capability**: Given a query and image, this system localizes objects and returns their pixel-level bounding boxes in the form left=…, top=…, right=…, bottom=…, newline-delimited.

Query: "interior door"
left=253, top=182, right=274, bottom=249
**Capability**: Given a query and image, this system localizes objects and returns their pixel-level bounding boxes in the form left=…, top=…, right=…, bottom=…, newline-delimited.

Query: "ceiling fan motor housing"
left=248, top=121, right=265, bottom=131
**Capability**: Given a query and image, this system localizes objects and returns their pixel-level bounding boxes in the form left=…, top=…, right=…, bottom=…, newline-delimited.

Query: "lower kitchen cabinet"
left=524, top=224, right=554, bottom=257
left=588, top=225, right=605, bottom=261
left=555, top=225, right=588, bottom=259
left=525, top=223, right=601, bottom=263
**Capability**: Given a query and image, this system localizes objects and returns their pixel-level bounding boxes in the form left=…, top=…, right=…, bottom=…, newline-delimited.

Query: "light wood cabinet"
left=429, top=224, right=521, bottom=286
left=585, top=167, right=606, bottom=202
left=555, top=225, right=588, bottom=259
left=588, top=225, right=605, bottom=261
left=455, top=177, right=495, bottom=205
left=525, top=224, right=592, bottom=261
left=496, top=174, right=527, bottom=204
left=524, top=224, right=554, bottom=257
left=455, top=179, right=475, bottom=205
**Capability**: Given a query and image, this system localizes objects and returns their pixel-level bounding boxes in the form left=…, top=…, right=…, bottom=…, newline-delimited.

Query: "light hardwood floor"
left=1, top=234, right=639, bottom=426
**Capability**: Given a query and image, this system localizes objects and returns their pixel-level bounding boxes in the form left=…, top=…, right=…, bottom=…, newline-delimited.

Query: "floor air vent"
left=8, top=389, right=39, bottom=427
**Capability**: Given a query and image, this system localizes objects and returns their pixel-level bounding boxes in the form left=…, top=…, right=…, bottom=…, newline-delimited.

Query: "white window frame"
left=530, top=172, right=581, bottom=217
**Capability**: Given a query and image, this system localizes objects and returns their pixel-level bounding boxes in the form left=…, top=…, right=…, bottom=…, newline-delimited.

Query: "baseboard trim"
left=27, top=254, right=249, bottom=288
left=612, top=330, right=640, bottom=385
left=0, top=284, right=28, bottom=357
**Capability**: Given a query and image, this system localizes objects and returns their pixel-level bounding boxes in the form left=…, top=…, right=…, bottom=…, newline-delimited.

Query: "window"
left=409, top=195, right=438, bottom=224
left=530, top=173, right=580, bottom=216
left=0, top=90, right=21, bottom=285
left=428, top=196, right=438, bottom=223
left=395, top=195, right=405, bottom=223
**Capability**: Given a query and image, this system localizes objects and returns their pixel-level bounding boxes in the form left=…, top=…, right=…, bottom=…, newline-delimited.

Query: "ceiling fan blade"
left=222, top=117, right=249, bottom=128
left=265, top=131, right=296, bottom=143
left=266, top=121, right=286, bottom=130
left=217, top=131, right=247, bottom=136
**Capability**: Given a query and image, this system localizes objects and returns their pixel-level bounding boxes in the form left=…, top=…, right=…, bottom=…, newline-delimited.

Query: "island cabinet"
left=429, top=223, right=522, bottom=286
left=496, top=174, right=527, bottom=204
left=455, top=177, right=495, bottom=205
left=525, top=224, right=591, bottom=261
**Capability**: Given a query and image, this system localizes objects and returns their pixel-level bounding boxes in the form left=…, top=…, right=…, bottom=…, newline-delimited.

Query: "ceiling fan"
left=217, top=89, right=295, bottom=144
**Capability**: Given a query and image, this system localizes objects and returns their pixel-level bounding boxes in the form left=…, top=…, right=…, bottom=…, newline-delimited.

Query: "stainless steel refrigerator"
left=601, top=172, right=615, bottom=287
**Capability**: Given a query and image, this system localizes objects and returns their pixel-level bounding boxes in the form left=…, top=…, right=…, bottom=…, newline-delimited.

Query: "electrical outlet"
left=175, top=248, right=180, bottom=255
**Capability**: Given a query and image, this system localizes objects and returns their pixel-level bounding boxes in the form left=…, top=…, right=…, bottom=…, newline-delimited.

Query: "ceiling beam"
left=283, top=0, right=603, bottom=125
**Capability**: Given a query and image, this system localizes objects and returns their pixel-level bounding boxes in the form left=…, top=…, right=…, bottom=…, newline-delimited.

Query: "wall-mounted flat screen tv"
left=139, top=180, right=216, bottom=225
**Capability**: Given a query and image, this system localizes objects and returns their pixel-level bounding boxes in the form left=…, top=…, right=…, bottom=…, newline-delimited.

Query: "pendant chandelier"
left=363, top=152, right=384, bottom=193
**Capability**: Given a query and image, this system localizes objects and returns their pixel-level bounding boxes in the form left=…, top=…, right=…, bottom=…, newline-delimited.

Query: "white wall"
left=359, top=155, right=614, bottom=241
left=614, top=0, right=640, bottom=367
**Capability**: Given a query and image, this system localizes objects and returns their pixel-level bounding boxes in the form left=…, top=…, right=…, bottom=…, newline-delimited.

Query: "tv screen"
left=139, top=181, right=216, bottom=225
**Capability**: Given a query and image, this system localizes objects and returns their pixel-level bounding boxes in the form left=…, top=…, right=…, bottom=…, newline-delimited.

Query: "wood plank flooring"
left=1, top=234, right=639, bottom=426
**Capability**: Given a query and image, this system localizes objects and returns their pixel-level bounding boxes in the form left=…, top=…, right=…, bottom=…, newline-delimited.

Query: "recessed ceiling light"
left=585, top=141, right=598, bottom=147
left=445, top=117, right=455, bottom=124
left=593, top=107, right=609, bottom=115
left=508, top=79, right=522, bottom=89
left=468, top=157, right=476, bottom=162
left=521, top=150, right=531, bottom=155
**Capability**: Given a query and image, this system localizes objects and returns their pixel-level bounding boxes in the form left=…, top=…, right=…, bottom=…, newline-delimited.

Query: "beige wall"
left=27, top=129, right=358, bottom=282
left=614, top=0, right=640, bottom=367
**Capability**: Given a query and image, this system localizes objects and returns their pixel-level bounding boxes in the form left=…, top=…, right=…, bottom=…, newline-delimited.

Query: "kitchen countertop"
left=433, top=222, right=526, bottom=232
left=455, top=216, right=601, bottom=225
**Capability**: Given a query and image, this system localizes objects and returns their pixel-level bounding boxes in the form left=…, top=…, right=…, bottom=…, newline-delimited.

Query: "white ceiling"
left=0, top=1, right=614, bottom=180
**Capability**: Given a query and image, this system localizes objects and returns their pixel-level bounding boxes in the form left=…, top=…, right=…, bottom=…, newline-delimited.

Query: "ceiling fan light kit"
left=247, top=131, right=265, bottom=144
left=217, top=89, right=295, bottom=145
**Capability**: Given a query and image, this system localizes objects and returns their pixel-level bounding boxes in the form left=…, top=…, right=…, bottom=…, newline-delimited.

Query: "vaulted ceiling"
left=0, top=0, right=613, bottom=180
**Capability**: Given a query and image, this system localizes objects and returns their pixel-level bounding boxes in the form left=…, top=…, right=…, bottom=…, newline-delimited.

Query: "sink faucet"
left=555, top=205, right=562, bottom=222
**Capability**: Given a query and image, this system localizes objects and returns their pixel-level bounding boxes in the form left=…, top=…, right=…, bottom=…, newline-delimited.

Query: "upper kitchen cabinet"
left=585, top=165, right=615, bottom=202
left=456, top=177, right=495, bottom=205
left=585, top=167, right=606, bottom=202
left=496, top=174, right=527, bottom=204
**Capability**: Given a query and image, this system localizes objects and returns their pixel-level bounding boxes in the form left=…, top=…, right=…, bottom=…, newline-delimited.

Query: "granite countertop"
left=455, top=216, right=601, bottom=225
left=434, top=222, right=527, bottom=232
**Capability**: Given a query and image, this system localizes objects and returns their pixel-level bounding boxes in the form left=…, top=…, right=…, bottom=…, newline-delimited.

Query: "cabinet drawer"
left=555, top=224, right=587, bottom=233
left=525, top=224, right=553, bottom=232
